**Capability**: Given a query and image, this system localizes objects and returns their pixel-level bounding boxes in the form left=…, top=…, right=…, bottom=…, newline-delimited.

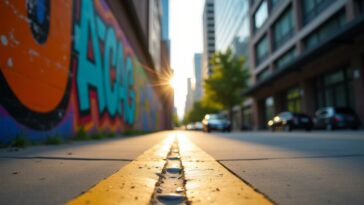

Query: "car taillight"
left=333, top=115, right=342, bottom=123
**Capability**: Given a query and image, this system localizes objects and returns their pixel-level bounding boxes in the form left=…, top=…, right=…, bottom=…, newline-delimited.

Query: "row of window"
left=304, top=10, right=346, bottom=50
left=302, top=0, right=336, bottom=25
left=261, top=67, right=354, bottom=123
left=255, top=5, right=295, bottom=67
left=253, top=0, right=336, bottom=32
left=255, top=8, right=347, bottom=80
left=253, top=0, right=339, bottom=67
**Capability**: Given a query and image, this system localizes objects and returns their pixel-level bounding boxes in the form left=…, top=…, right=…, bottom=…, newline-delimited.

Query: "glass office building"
left=214, top=0, right=251, bottom=129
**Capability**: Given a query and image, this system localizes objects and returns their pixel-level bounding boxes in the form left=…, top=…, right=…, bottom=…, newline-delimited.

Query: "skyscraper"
left=149, top=0, right=162, bottom=72
left=214, top=0, right=251, bottom=130
left=185, top=78, right=194, bottom=115
left=202, top=0, right=216, bottom=78
left=194, top=53, right=203, bottom=101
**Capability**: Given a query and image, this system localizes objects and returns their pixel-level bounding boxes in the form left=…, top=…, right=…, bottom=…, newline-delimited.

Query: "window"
left=302, top=0, right=336, bottom=25
left=357, top=0, right=364, bottom=14
left=256, top=67, right=271, bottom=82
left=304, top=11, right=346, bottom=50
left=265, top=97, right=274, bottom=123
left=315, top=67, right=354, bottom=109
left=275, top=48, right=295, bottom=69
left=242, top=106, right=253, bottom=130
left=254, top=0, right=268, bottom=31
left=286, top=87, right=301, bottom=112
left=273, top=8, right=294, bottom=50
left=207, top=3, right=213, bottom=7
left=255, top=35, right=269, bottom=66
left=208, top=17, right=214, bottom=20
left=271, top=0, right=282, bottom=10
left=208, top=23, right=214, bottom=27
left=207, top=10, right=214, bottom=14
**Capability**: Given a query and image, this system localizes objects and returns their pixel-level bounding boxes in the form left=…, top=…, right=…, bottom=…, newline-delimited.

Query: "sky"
left=170, top=0, right=204, bottom=119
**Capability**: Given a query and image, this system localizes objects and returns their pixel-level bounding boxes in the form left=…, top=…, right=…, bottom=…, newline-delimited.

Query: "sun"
left=169, top=75, right=179, bottom=89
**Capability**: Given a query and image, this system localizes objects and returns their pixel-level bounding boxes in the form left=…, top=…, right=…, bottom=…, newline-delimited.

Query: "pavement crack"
left=150, top=137, right=187, bottom=205
left=0, top=156, right=133, bottom=162
left=218, top=154, right=364, bottom=162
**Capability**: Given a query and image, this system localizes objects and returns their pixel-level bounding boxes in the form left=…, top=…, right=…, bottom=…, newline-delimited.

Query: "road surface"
left=1, top=130, right=364, bottom=204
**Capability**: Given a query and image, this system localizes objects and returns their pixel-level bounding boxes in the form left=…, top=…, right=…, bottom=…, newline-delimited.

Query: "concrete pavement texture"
left=0, top=132, right=167, bottom=205
left=1, top=130, right=364, bottom=204
left=185, top=130, right=364, bottom=205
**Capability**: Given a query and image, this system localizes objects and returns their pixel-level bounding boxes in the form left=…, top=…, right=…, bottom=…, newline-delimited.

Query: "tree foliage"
left=204, top=48, right=250, bottom=121
left=183, top=101, right=219, bottom=124
left=172, top=112, right=180, bottom=127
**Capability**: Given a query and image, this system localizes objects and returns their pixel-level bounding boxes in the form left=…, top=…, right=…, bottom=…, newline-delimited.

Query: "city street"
left=2, top=0, right=364, bottom=204
left=1, top=130, right=364, bottom=204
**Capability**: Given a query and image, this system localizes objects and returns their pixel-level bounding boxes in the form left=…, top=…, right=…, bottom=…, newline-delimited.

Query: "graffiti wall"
left=0, top=0, right=165, bottom=143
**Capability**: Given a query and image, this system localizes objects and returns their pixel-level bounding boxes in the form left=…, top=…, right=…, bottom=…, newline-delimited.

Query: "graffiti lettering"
left=74, top=0, right=135, bottom=124
left=0, top=0, right=163, bottom=143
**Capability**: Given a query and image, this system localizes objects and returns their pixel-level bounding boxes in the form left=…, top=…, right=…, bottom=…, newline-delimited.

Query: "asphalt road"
left=185, top=130, right=364, bottom=205
left=1, top=130, right=364, bottom=205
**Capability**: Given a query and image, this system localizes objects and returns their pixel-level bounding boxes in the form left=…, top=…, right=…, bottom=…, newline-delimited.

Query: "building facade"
left=185, top=78, right=194, bottom=115
left=245, top=0, right=364, bottom=129
left=0, top=0, right=172, bottom=143
left=202, top=0, right=216, bottom=78
left=193, top=53, right=203, bottom=102
left=214, top=0, right=251, bottom=130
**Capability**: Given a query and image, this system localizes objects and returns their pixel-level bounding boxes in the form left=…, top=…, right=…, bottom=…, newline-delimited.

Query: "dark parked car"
left=314, top=107, right=361, bottom=130
left=202, top=114, right=231, bottom=132
left=267, top=112, right=314, bottom=132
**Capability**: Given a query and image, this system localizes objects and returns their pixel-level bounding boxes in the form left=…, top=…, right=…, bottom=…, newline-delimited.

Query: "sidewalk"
left=0, top=132, right=167, bottom=205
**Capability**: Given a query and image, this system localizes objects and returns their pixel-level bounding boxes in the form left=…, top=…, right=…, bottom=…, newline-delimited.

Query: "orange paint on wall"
left=0, top=1, right=72, bottom=113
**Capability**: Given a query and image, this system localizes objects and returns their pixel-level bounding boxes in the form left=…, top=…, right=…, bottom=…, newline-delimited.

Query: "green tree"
left=172, top=113, right=181, bottom=127
left=204, top=48, right=250, bottom=123
left=185, top=101, right=220, bottom=124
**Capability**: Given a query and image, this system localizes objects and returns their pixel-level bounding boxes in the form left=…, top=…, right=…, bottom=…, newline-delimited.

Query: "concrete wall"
left=0, top=0, right=166, bottom=143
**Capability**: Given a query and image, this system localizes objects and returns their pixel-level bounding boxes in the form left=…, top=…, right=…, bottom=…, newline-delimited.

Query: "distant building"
left=185, top=78, right=194, bottom=116
left=134, top=0, right=173, bottom=129
left=161, top=0, right=169, bottom=41
left=149, top=0, right=162, bottom=72
left=202, top=0, right=216, bottom=78
left=160, top=0, right=173, bottom=129
left=244, top=0, right=364, bottom=129
left=193, top=53, right=203, bottom=102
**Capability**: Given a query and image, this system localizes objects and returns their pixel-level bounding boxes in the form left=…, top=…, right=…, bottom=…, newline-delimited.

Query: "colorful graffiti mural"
left=0, top=0, right=165, bottom=143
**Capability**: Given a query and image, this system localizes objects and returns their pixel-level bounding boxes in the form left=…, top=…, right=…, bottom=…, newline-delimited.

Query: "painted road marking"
left=179, top=134, right=274, bottom=205
left=67, top=136, right=174, bottom=205
left=68, top=133, right=274, bottom=204
left=150, top=138, right=187, bottom=204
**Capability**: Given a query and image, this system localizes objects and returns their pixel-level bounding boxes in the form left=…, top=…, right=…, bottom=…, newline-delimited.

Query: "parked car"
left=267, top=112, right=314, bottom=132
left=194, top=122, right=203, bottom=131
left=314, top=107, right=361, bottom=130
left=202, top=114, right=231, bottom=132
left=186, top=123, right=195, bottom=130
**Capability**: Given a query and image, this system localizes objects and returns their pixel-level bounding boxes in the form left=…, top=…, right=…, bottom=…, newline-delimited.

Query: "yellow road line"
left=178, top=134, right=274, bottom=205
left=68, top=133, right=274, bottom=205
left=67, top=136, right=174, bottom=205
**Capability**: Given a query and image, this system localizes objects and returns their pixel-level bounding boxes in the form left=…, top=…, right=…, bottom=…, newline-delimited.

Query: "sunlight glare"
left=169, top=75, right=180, bottom=90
